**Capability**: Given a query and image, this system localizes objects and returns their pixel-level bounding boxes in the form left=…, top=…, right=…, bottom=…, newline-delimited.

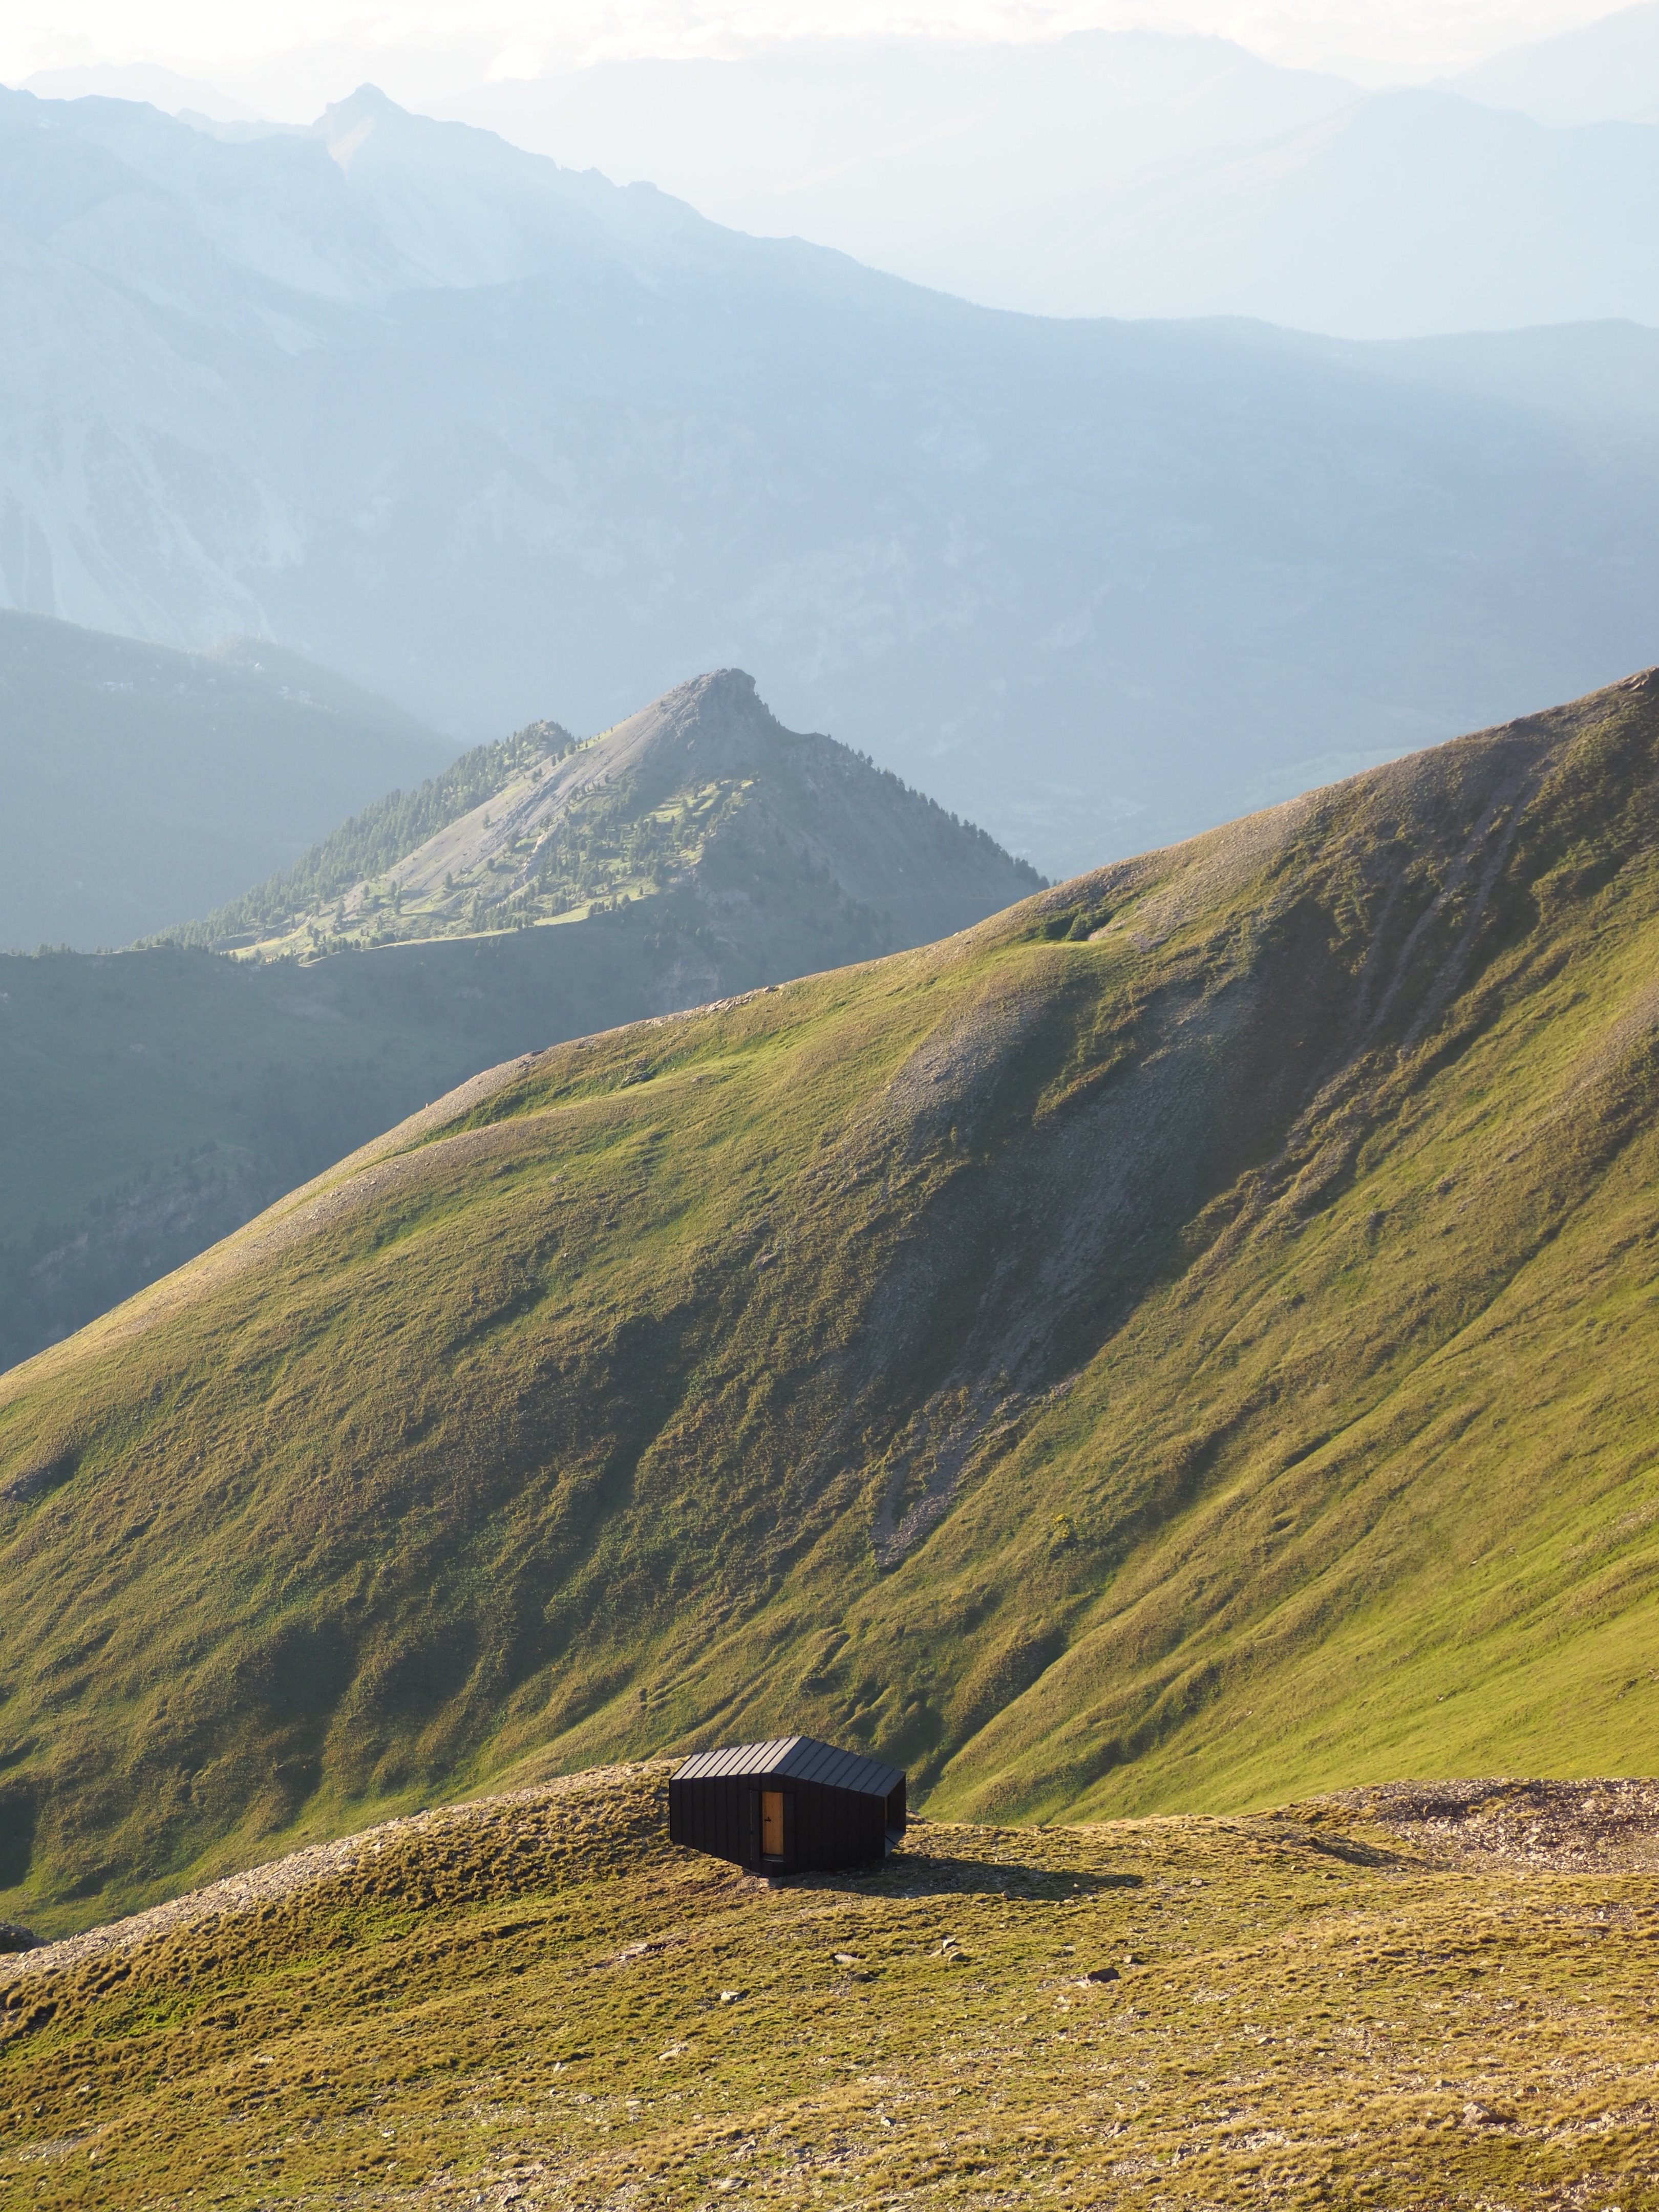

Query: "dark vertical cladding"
left=668, top=1736, right=907, bottom=1876
left=885, top=1776, right=906, bottom=1850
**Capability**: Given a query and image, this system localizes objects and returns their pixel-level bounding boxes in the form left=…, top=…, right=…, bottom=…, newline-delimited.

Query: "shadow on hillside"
left=781, top=1854, right=1143, bottom=1898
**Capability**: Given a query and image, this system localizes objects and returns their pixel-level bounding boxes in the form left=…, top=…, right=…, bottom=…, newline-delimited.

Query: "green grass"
left=6, top=1767, right=1659, bottom=2208
left=2, top=673, right=1657, bottom=1928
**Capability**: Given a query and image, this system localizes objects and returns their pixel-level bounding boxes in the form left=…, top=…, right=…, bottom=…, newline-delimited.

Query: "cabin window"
left=761, top=1790, right=785, bottom=1858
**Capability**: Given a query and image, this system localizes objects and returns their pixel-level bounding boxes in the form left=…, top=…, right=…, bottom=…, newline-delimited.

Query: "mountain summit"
left=180, top=669, right=1037, bottom=961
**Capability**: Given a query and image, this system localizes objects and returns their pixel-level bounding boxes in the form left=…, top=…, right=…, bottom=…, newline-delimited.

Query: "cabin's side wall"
left=669, top=1773, right=754, bottom=1865
left=670, top=1772, right=898, bottom=1871
left=791, top=1780, right=888, bottom=1870
left=886, top=1778, right=907, bottom=1844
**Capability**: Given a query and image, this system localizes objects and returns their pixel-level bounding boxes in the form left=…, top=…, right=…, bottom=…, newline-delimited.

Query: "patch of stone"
left=1316, top=1777, right=1659, bottom=1871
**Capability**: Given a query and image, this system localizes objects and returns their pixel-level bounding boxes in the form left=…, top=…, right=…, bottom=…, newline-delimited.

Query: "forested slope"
left=0, top=672, right=1037, bottom=1370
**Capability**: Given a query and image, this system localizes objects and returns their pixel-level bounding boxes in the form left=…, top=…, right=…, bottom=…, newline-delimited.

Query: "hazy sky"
left=1, top=0, right=1631, bottom=101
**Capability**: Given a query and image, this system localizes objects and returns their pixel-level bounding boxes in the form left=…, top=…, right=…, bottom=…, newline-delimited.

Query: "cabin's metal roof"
left=672, top=1735, right=903, bottom=1797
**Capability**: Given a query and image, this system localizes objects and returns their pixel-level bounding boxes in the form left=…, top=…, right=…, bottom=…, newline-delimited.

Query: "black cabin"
left=669, top=1736, right=907, bottom=1875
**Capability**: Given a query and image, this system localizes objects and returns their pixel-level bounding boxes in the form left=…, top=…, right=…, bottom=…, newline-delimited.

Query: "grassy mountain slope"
left=0, top=614, right=447, bottom=952
left=0, top=672, right=1040, bottom=1371
left=2, top=671, right=1657, bottom=1927
left=6, top=1768, right=1659, bottom=2208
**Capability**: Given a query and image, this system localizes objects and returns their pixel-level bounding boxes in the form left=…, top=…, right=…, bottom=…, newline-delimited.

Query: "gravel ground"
left=1322, top=1776, right=1659, bottom=1871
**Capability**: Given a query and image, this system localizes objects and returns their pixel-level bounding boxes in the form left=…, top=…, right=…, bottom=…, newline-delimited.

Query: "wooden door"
left=760, top=1789, right=784, bottom=1858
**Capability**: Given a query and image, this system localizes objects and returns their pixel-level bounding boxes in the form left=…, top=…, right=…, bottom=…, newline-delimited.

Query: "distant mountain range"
left=0, top=669, right=1039, bottom=1371
left=3, top=84, right=1659, bottom=879
left=1448, top=0, right=1659, bottom=124
left=896, top=90, right=1659, bottom=335
left=442, top=27, right=1659, bottom=336
left=437, top=32, right=1360, bottom=279
left=3, top=667, right=1656, bottom=1921
left=0, top=613, right=444, bottom=950
left=20, top=18, right=1659, bottom=342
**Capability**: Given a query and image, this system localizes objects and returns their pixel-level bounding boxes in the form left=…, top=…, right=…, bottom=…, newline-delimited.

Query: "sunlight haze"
left=2, top=0, right=1635, bottom=111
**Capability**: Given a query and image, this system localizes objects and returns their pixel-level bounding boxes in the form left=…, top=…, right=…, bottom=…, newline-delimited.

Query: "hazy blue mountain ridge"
left=0, top=612, right=445, bottom=949
left=437, top=32, right=1362, bottom=270
left=1449, top=1, right=1659, bottom=124
left=4, top=84, right=1659, bottom=875
left=443, top=33, right=1659, bottom=336
left=897, top=89, right=1659, bottom=335
left=16, top=21, right=1659, bottom=331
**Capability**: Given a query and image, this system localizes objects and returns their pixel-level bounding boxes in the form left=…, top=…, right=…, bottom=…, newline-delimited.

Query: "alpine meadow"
left=3, top=671, right=1656, bottom=1932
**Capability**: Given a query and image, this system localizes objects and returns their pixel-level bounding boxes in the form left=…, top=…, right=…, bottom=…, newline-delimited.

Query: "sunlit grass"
left=1, top=674, right=1656, bottom=1937
left=6, top=1768, right=1659, bottom=2208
